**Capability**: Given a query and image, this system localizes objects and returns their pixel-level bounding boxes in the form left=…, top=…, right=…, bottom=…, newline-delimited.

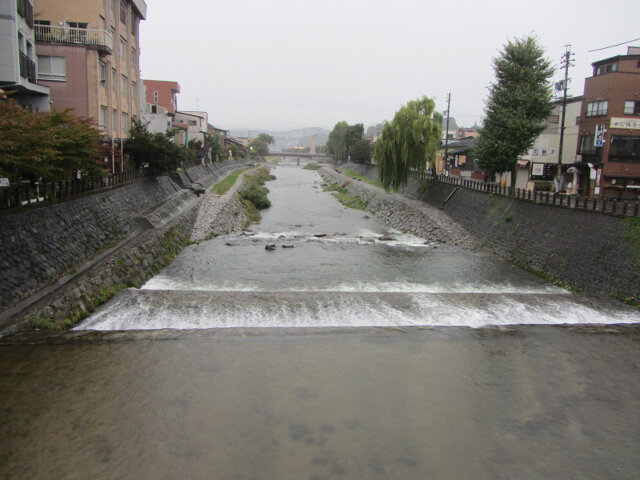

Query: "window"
left=586, top=100, right=608, bottom=117
left=67, top=22, right=88, bottom=43
left=153, top=90, right=158, bottom=103
left=121, top=75, right=127, bottom=97
left=99, top=62, right=106, bottom=86
left=34, top=19, right=51, bottom=35
left=131, top=81, right=136, bottom=103
left=100, top=106, right=107, bottom=129
left=130, top=48, right=135, bottom=68
left=595, top=63, right=618, bottom=76
left=624, top=101, right=640, bottom=115
left=532, top=149, right=538, bottom=156
left=112, top=68, right=117, bottom=92
left=547, top=115, right=559, bottom=124
left=188, top=119, right=197, bottom=126
left=111, top=0, right=116, bottom=18
left=609, top=136, right=640, bottom=163
left=120, top=39, right=126, bottom=61
left=120, top=0, right=127, bottom=24
left=121, top=113, right=128, bottom=133
left=37, top=56, right=66, bottom=81
left=580, top=135, right=596, bottom=155
left=131, top=13, right=137, bottom=35
left=113, top=109, right=118, bottom=133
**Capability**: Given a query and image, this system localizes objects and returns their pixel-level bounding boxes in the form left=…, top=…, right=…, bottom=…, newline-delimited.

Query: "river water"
left=2, top=164, right=639, bottom=479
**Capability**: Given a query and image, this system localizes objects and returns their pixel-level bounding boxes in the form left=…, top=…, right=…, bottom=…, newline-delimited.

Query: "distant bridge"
left=268, top=152, right=329, bottom=159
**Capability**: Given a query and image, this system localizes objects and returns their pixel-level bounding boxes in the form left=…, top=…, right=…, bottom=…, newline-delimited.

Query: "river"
left=1, top=163, right=639, bottom=479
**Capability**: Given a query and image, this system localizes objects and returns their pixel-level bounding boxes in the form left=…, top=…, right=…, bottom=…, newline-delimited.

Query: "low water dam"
left=1, top=163, right=639, bottom=479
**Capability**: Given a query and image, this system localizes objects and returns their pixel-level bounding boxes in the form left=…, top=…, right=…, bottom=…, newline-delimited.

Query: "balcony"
left=17, top=0, right=34, bottom=28
left=19, top=52, right=36, bottom=83
left=35, top=25, right=113, bottom=55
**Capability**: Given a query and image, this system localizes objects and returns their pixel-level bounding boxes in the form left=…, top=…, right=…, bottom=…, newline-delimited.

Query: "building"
left=435, top=137, right=480, bottom=177
left=174, top=110, right=208, bottom=146
left=577, top=47, right=640, bottom=198
left=516, top=96, right=584, bottom=191
left=34, top=0, right=147, bottom=172
left=143, top=79, right=179, bottom=116
left=0, top=0, right=50, bottom=111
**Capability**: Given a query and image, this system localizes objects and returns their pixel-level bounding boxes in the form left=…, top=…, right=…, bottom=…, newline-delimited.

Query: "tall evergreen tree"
left=475, top=36, right=554, bottom=182
left=374, top=96, right=442, bottom=190
left=326, top=121, right=363, bottom=162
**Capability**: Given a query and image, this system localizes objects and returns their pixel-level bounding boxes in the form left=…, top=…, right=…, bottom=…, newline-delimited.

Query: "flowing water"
left=76, top=164, right=638, bottom=330
left=2, top=164, right=639, bottom=479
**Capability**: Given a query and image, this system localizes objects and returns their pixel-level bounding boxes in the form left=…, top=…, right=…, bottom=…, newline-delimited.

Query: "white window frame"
left=37, top=56, right=66, bottom=81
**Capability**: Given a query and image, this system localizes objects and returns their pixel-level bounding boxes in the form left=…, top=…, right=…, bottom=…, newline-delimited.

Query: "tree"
left=128, top=119, right=191, bottom=171
left=256, top=133, right=275, bottom=145
left=0, top=99, right=102, bottom=181
left=248, top=138, right=269, bottom=156
left=348, top=139, right=372, bottom=164
left=475, top=36, right=554, bottom=183
left=204, top=132, right=222, bottom=162
left=326, top=121, right=363, bottom=162
left=374, top=96, right=442, bottom=190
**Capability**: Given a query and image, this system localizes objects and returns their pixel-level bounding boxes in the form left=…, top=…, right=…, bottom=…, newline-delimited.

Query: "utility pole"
left=556, top=44, right=574, bottom=190
left=444, top=91, right=451, bottom=174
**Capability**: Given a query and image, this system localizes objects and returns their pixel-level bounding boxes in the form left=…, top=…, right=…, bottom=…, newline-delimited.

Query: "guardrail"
left=423, top=173, right=640, bottom=218
left=35, top=25, right=113, bottom=53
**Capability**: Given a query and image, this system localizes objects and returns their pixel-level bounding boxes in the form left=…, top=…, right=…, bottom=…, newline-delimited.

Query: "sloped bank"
left=318, top=167, right=479, bottom=250
left=334, top=162, right=640, bottom=302
left=0, top=160, right=250, bottom=333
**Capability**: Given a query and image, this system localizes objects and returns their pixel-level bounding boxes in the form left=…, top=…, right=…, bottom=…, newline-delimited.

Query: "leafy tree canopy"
left=475, top=36, right=554, bottom=177
left=0, top=99, right=102, bottom=181
left=128, top=119, right=192, bottom=171
left=326, top=121, right=363, bottom=162
left=256, top=133, right=275, bottom=145
left=348, top=139, right=372, bottom=164
left=248, top=138, right=269, bottom=156
left=374, top=96, right=442, bottom=190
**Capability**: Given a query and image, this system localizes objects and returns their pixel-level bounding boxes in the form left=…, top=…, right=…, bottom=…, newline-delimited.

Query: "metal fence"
left=424, top=173, right=640, bottom=218
left=0, top=168, right=160, bottom=211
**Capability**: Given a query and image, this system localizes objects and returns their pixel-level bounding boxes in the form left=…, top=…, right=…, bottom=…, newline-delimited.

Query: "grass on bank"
left=212, top=167, right=255, bottom=195
left=337, top=168, right=385, bottom=189
left=303, top=163, right=322, bottom=170
left=323, top=182, right=368, bottom=210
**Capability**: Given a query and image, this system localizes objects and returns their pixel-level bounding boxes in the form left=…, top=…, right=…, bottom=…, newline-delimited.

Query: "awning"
left=517, top=159, right=529, bottom=168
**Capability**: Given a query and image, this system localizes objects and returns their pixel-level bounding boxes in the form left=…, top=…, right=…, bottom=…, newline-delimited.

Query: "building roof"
left=131, top=0, right=147, bottom=20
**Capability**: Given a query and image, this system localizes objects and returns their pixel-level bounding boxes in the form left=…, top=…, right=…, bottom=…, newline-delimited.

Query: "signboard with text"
left=610, top=117, right=640, bottom=130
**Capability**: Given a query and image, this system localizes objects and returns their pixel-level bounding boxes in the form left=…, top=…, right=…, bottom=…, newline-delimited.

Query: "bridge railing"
left=420, top=172, right=640, bottom=218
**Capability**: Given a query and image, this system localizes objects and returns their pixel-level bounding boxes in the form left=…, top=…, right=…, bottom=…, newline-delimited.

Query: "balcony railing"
left=19, top=52, right=36, bottom=83
left=17, top=0, right=34, bottom=28
left=35, top=25, right=113, bottom=54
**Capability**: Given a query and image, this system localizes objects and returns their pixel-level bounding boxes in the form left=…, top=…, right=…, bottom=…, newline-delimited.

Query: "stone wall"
left=335, top=163, right=640, bottom=300
left=0, top=160, right=249, bottom=328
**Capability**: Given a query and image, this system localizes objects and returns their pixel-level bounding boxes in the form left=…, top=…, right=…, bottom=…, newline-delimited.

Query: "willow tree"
left=374, top=96, right=442, bottom=190
left=475, top=36, right=554, bottom=183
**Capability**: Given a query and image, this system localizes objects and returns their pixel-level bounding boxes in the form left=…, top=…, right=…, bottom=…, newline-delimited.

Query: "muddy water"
left=2, top=164, right=639, bottom=479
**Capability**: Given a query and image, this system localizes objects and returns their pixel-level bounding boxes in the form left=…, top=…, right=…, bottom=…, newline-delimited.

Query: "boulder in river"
left=282, top=245, right=294, bottom=249
left=378, top=235, right=396, bottom=241
left=265, top=244, right=277, bottom=251
left=314, top=234, right=327, bottom=238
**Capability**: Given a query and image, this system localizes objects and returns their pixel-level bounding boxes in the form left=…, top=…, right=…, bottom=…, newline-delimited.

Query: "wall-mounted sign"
left=531, top=163, right=544, bottom=177
left=610, top=117, right=640, bottom=130
left=0, top=178, right=9, bottom=187
left=595, top=124, right=606, bottom=147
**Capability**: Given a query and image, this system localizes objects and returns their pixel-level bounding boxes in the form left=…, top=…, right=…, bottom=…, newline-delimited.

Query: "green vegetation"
left=212, top=167, right=254, bottom=195
left=0, top=98, right=102, bottom=182
left=303, top=163, right=322, bottom=170
left=239, top=167, right=276, bottom=226
left=348, top=138, right=372, bottom=164
left=374, top=96, right=442, bottom=190
left=475, top=36, right=554, bottom=183
left=622, top=217, right=640, bottom=266
left=324, top=182, right=368, bottom=210
left=340, top=168, right=384, bottom=188
left=128, top=119, right=196, bottom=171
left=326, top=122, right=364, bottom=162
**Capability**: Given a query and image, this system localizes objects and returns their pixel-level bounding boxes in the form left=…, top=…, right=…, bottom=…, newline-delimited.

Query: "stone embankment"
left=319, top=167, right=480, bottom=251
left=0, top=160, right=251, bottom=332
left=333, top=162, right=640, bottom=302
left=191, top=178, right=249, bottom=242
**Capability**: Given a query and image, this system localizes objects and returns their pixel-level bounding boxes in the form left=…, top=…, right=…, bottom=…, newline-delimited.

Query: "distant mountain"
left=230, top=127, right=330, bottom=152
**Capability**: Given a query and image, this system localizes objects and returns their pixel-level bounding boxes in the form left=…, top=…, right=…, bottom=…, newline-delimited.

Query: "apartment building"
left=577, top=47, right=640, bottom=198
left=34, top=0, right=147, bottom=171
left=0, top=0, right=50, bottom=111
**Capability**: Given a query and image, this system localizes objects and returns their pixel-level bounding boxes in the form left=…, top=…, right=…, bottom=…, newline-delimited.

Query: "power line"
left=587, top=35, right=640, bottom=53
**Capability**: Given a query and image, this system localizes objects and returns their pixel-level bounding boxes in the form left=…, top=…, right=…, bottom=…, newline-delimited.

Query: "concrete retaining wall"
left=0, top=160, right=250, bottom=329
left=336, top=163, right=640, bottom=300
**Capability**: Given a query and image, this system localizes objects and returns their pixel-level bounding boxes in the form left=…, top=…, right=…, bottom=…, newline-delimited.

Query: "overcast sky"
left=139, top=0, right=640, bottom=132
